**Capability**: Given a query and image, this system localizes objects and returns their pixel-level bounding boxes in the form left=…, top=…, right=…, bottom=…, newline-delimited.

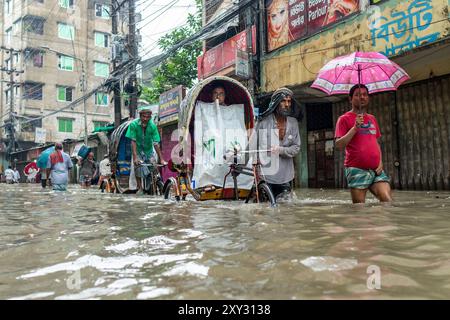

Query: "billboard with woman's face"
left=266, top=0, right=359, bottom=51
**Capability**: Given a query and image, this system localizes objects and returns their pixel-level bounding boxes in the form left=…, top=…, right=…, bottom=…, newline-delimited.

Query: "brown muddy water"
left=0, top=183, right=449, bottom=300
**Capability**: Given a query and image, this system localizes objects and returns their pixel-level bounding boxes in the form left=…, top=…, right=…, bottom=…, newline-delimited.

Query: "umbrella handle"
left=357, top=65, right=364, bottom=116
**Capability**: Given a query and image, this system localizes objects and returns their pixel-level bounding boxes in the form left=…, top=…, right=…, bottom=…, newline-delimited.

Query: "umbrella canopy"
left=311, top=52, right=410, bottom=95
left=24, top=161, right=40, bottom=176
left=36, top=146, right=55, bottom=169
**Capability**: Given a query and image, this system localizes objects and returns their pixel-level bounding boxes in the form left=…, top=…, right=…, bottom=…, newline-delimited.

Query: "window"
left=24, top=48, right=44, bottom=67
left=95, top=92, right=108, bottom=105
left=95, top=4, right=110, bottom=19
left=5, top=0, right=12, bottom=14
left=33, top=51, right=43, bottom=67
left=14, top=86, right=20, bottom=97
left=58, top=118, right=73, bottom=133
left=5, top=90, right=10, bottom=104
left=21, top=117, right=42, bottom=133
left=57, top=86, right=73, bottom=102
left=6, top=28, right=12, bottom=45
left=94, top=32, right=109, bottom=48
left=93, top=121, right=108, bottom=129
left=23, top=82, right=43, bottom=100
left=59, top=0, right=74, bottom=9
left=94, top=62, right=109, bottom=77
left=5, top=59, right=11, bottom=70
left=13, top=53, right=20, bottom=65
left=23, top=16, right=45, bottom=35
left=58, top=55, right=74, bottom=71
left=58, top=23, right=75, bottom=40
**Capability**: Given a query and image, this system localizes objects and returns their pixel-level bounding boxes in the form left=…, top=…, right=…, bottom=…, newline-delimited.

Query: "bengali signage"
left=158, top=86, right=184, bottom=125
left=266, top=0, right=360, bottom=51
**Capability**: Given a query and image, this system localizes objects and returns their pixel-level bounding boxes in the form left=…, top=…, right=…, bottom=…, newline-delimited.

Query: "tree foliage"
left=140, top=0, right=202, bottom=103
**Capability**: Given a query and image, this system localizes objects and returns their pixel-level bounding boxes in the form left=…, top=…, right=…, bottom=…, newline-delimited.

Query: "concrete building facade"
left=1, top=0, right=115, bottom=152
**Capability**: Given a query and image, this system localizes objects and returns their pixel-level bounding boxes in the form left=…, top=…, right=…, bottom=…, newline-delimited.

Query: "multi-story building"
left=0, top=0, right=115, bottom=156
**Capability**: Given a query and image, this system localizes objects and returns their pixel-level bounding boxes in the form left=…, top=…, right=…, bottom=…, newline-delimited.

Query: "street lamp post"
left=40, top=46, right=88, bottom=145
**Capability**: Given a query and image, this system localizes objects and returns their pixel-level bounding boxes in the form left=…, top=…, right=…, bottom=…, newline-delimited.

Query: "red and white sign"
left=197, top=26, right=257, bottom=79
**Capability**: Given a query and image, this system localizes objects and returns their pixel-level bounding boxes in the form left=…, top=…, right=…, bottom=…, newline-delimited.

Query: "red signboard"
left=197, top=26, right=257, bottom=79
left=266, top=0, right=359, bottom=52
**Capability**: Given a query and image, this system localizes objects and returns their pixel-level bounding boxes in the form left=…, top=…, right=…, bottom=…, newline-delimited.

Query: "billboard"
left=266, top=0, right=359, bottom=51
left=197, top=26, right=257, bottom=79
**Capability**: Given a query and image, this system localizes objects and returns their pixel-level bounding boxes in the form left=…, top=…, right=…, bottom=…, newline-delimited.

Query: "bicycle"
left=222, top=148, right=276, bottom=206
left=163, top=149, right=276, bottom=206
left=137, top=162, right=165, bottom=196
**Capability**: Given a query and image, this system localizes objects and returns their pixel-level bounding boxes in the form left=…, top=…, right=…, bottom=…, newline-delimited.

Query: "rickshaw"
left=109, top=120, right=164, bottom=195
left=162, top=76, right=276, bottom=205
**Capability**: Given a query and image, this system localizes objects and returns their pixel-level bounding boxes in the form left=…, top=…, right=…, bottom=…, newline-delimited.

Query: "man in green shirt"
left=125, top=105, right=166, bottom=193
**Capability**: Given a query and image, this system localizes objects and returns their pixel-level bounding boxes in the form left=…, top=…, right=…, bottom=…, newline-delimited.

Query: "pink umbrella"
left=311, top=51, right=410, bottom=95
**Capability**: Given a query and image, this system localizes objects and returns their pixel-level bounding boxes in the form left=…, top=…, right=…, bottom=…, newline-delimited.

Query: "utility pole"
left=0, top=47, right=23, bottom=160
left=245, top=2, right=255, bottom=99
left=80, top=66, right=88, bottom=145
left=111, top=0, right=122, bottom=128
left=127, top=0, right=138, bottom=119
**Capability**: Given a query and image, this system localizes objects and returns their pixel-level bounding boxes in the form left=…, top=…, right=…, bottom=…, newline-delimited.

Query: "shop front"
left=260, top=0, right=450, bottom=190
left=158, top=86, right=185, bottom=182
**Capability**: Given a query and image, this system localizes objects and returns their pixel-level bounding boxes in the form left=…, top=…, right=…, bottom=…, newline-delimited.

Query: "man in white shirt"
left=5, top=166, right=15, bottom=184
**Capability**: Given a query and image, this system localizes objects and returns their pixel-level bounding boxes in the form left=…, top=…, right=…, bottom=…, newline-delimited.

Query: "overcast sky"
left=137, top=0, right=198, bottom=59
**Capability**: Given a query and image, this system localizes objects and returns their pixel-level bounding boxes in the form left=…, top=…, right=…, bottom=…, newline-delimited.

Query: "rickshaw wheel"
left=156, top=180, right=164, bottom=196
left=246, top=182, right=276, bottom=206
left=163, top=179, right=180, bottom=201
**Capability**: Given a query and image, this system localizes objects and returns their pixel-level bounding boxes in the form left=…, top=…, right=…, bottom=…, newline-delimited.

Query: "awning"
left=92, top=125, right=115, bottom=133
left=198, top=16, right=238, bottom=41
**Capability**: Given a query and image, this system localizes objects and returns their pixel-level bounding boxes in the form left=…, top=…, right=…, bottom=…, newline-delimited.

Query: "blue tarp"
left=36, top=146, right=55, bottom=169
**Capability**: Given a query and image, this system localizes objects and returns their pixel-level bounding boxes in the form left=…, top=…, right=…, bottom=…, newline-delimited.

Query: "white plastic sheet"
left=192, top=101, right=254, bottom=190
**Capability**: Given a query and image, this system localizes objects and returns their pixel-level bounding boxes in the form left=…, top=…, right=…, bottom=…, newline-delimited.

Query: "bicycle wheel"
left=246, top=182, right=276, bottom=206
left=163, top=179, right=180, bottom=201
left=156, top=179, right=164, bottom=196
left=258, top=182, right=276, bottom=206
left=143, top=172, right=153, bottom=195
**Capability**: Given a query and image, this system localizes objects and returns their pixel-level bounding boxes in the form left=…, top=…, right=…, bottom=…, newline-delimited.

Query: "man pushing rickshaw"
left=163, top=76, right=300, bottom=205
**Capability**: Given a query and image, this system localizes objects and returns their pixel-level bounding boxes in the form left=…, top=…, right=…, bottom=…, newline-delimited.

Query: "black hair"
left=211, top=83, right=225, bottom=93
left=349, top=84, right=369, bottom=98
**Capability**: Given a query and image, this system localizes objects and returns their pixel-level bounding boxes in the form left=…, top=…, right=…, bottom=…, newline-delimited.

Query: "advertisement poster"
left=266, top=0, right=359, bottom=51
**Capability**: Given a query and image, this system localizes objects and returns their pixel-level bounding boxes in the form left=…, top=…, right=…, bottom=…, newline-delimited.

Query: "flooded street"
left=1, top=183, right=449, bottom=300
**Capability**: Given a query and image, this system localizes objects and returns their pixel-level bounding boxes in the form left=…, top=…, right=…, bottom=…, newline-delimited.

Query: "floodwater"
left=0, top=183, right=449, bottom=300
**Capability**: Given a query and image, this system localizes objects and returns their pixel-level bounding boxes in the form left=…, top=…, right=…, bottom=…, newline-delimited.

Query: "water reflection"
left=0, top=184, right=449, bottom=299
